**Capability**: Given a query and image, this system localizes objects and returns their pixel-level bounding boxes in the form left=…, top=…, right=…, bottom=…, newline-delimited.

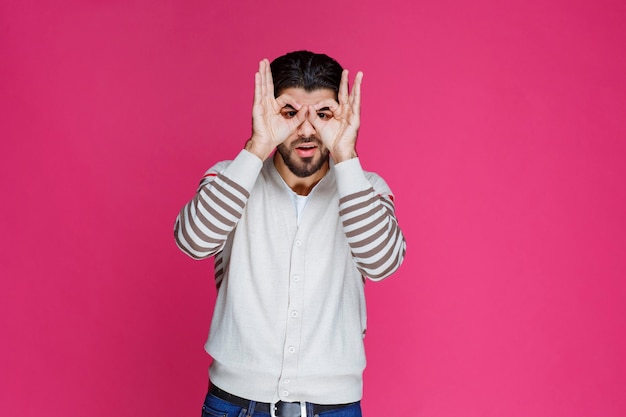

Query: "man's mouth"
left=295, top=143, right=318, bottom=158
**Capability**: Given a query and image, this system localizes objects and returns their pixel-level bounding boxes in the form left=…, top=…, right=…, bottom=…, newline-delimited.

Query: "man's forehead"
left=277, top=87, right=337, bottom=103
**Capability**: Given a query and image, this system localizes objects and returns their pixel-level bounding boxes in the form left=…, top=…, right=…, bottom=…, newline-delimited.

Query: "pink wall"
left=2, top=1, right=625, bottom=416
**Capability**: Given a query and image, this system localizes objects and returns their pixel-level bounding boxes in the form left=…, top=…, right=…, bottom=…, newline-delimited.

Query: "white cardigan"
left=175, top=149, right=405, bottom=404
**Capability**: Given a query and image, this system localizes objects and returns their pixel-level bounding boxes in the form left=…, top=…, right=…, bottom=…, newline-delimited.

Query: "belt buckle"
left=271, top=401, right=307, bottom=417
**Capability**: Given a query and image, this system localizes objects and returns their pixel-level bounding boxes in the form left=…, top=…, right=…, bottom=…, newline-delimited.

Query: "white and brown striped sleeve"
left=174, top=150, right=263, bottom=259
left=335, top=159, right=406, bottom=281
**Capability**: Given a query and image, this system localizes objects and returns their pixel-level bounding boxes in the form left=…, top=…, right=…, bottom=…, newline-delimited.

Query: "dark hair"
left=270, top=50, right=343, bottom=97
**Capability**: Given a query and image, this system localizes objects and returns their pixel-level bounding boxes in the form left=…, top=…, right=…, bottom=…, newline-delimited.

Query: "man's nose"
left=297, top=118, right=316, bottom=137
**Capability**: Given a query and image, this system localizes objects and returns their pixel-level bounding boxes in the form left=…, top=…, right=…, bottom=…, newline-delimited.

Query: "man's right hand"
left=245, top=59, right=306, bottom=161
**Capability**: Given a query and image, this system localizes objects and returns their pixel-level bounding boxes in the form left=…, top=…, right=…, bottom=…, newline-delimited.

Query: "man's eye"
left=317, top=112, right=331, bottom=119
left=282, top=111, right=298, bottom=119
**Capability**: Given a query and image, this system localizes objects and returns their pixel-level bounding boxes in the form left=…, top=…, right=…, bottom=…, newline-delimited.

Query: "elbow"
left=362, top=261, right=403, bottom=282
left=173, top=221, right=219, bottom=260
left=360, top=239, right=406, bottom=282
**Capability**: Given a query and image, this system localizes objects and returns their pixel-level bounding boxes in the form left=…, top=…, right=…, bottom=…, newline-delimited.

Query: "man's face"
left=275, top=87, right=336, bottom=178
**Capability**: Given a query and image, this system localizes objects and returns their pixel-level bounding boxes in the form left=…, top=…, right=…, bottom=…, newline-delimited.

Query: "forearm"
left=174, top=150, right=263, bottom=259
left=335, top=159, right=406, bottom=280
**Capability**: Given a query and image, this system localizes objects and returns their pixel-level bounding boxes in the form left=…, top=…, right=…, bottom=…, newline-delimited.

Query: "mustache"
left=292, top=137, right=322, bottom=148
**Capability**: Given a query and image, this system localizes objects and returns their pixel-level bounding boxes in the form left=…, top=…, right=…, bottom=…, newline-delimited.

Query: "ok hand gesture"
left=245, top=59, right=306, bottom=161
left=308, top=69, right=363, bottom=163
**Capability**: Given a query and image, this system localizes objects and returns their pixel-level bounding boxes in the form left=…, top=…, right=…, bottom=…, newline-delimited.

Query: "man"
left=175, top=50, right=406, bottom=417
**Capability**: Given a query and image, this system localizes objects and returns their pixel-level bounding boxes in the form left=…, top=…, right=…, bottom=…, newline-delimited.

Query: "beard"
left=276, top=137, right=330, bottom=178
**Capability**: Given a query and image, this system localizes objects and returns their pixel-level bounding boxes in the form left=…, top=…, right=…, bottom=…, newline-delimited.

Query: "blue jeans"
left=201, top=391, right=362, bottom=417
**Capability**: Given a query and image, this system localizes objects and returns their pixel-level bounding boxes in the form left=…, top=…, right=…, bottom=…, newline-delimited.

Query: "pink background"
left=1, top=0, right=625, bottom=416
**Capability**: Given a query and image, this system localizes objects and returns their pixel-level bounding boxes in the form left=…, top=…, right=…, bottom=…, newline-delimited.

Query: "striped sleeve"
left=174, top=150, right=263, bottom=259
left=335, top=158, right=406, bottom=281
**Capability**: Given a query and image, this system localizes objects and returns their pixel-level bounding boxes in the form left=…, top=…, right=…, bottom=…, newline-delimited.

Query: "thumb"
left=307, top=105, right=322, bottom=129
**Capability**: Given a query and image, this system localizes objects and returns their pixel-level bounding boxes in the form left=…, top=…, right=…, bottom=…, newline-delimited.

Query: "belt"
left=209, top=382, right=356, bottom=417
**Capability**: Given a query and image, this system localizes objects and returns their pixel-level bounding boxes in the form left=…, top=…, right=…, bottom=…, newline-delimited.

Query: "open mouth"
left=295, top=143, right=318, bottom=158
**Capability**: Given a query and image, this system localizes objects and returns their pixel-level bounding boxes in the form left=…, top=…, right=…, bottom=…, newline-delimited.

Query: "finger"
left=338, top=69, right=349, bottom=105
left=312, top=98, right=339, bottom=113
left=350, top=71, right=363, bottom=111
left=264, top=59, right=275, bottom=98
left=258, top=59, right=267, bottom=98
left=307, top=105, right=323, bottom=129
left=306, top=104, right=318, bottom=121
left=254, top=71, right=262, bottom=105
left=293, top=104, right=309, bottom=125
left=275, top=93, right=301, bottom=111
